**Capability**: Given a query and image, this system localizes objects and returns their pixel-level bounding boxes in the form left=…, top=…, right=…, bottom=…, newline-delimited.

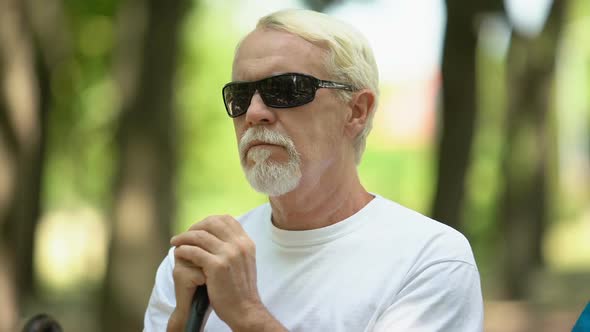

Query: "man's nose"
left=245, top=91, right=276, bottom=126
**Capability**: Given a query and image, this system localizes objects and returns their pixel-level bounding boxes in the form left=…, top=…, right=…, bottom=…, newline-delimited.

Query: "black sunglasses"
left=222, top=72, right=355, bottom=118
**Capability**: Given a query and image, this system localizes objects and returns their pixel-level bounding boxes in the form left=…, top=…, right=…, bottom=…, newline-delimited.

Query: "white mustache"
left=239, top=127, right=298, bottom=161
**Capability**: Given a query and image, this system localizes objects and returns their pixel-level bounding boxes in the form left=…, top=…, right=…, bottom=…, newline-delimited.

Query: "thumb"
left=168, top=258, right=205, bottom=331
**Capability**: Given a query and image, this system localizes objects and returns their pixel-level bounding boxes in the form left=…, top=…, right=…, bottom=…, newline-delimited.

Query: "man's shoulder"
left=369, top=195, right=476, bottom=266
left=369, top=194, right=460, bottom=236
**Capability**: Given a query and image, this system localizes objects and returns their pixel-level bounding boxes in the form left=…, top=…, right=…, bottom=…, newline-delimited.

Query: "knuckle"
left=238, top=237, right=255, bottom=254
left=208, top=215, right=224, bottom=223
left=225, top=245, right=240, bottom=260
left=213, top=257, right=230, bottom=271
left=218, top=214, right=235, bottom=226
left=189, top=230, right=203, bottom=242
left=202, top=215, right=215, bottom=223
left=188, top=221, right=200, bottom=231
left=189, top=216, right=214, bottom=230
left=234, top=242, right=248, bottom=256
left=194, top=215, right=224, bottom=230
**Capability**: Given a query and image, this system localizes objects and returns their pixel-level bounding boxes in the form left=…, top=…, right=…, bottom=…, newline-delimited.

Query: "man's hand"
left=166, top=215, right=286, bottom=332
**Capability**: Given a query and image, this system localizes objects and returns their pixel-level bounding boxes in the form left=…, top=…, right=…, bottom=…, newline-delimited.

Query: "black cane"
left=185, top=285, right=209, bottom=332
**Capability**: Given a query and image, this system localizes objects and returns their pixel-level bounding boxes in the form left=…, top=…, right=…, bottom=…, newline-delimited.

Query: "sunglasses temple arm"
left=318, top=80, right=354, bottom=91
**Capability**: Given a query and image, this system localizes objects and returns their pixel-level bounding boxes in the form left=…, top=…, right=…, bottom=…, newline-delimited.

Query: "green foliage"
left=42, top=3, right=117, bottom=210
left=460, top=32, right=508, bottom=269
left=40, top=0, right=590, bottom=271
left=175, top=4, right=266, bottom=231
left=359, top=144, right=434, bottom=215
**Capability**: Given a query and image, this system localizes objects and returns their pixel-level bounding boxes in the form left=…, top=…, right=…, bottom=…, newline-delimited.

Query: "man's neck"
left=268, top=169, right=373, bottom=231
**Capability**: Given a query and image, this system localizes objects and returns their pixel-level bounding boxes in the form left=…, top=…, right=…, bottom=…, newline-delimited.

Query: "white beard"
left=239, top=127, right=302, bottom=197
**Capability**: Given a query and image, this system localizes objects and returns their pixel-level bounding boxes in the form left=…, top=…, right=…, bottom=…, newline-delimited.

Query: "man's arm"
left=373, top=260, right=483, bottom=331
left=167, top=215, right=288, bottom=332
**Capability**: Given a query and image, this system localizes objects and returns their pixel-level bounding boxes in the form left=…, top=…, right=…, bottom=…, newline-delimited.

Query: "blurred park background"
left=1, top=0, right=589, bottom=331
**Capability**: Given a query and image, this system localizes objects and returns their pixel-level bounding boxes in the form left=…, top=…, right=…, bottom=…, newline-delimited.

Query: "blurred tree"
left=498, top=0, right=567, bottom=299
left=0, top=0, right=52, bottom=328
left=431, top=1, right=504, bottom=232
left=302, top=0, right=343, bottom=12
left=100, top=0, right=190, bottom=330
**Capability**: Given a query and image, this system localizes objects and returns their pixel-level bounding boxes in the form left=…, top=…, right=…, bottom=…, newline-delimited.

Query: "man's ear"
left=345, top=89, right=376, bottom=139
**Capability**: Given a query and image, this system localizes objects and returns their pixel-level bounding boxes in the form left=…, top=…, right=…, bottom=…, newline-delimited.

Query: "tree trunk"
left=301, top=0, right=341, bottom=12
left=0, top=0, right=48, bottom=329
left=499, top=0, right=566, bottom=299
left=431, top=3, right=481, bottom=231
left=100, top=0, right=189, bottom=330
left=432, top=0, right=505, bottom=232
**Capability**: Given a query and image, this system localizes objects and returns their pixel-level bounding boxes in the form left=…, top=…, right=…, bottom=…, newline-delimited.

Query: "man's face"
left=231, top=28, right=351, bottom=196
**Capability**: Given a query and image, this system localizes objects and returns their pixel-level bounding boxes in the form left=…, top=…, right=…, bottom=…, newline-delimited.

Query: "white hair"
left=254, top=9, right=380, bottom=165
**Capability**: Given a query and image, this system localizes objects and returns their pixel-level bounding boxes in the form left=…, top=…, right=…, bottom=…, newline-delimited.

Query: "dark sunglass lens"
left=260, top=74, right=316, bottom=108
left=224, top=83, right=255, bottom=117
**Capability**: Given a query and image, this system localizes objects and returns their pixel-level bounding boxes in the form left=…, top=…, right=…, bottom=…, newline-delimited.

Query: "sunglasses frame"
left=222, top=72, right=356, bottom=118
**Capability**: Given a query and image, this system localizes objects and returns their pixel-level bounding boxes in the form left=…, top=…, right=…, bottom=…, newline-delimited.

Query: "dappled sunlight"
left=116, top=186, right=156, bottom=245
left=545, top=209, right=590, bottom=271
left=35, top=206, right=108, bottom=291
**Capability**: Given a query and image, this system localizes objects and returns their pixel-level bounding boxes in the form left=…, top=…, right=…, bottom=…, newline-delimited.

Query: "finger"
left=171, top=258, right=206, bottom=323
left=189, top=216, right=255, bottom=260
left=171, top=230, right=225, bottom=254
left=174, top=244, right=216, bottom=269
left=209, top=216, right=255, bottom=255
left=189, top=215, right=245, bottom=242
left=174, top=257, right=206, bottom=286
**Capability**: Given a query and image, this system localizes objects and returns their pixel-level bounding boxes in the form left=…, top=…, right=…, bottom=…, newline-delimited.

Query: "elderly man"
left=144, top=8, right=483, bottom=332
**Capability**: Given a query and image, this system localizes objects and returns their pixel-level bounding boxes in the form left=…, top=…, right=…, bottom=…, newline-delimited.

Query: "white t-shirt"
left=144, top=195, right=483, bottom=331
